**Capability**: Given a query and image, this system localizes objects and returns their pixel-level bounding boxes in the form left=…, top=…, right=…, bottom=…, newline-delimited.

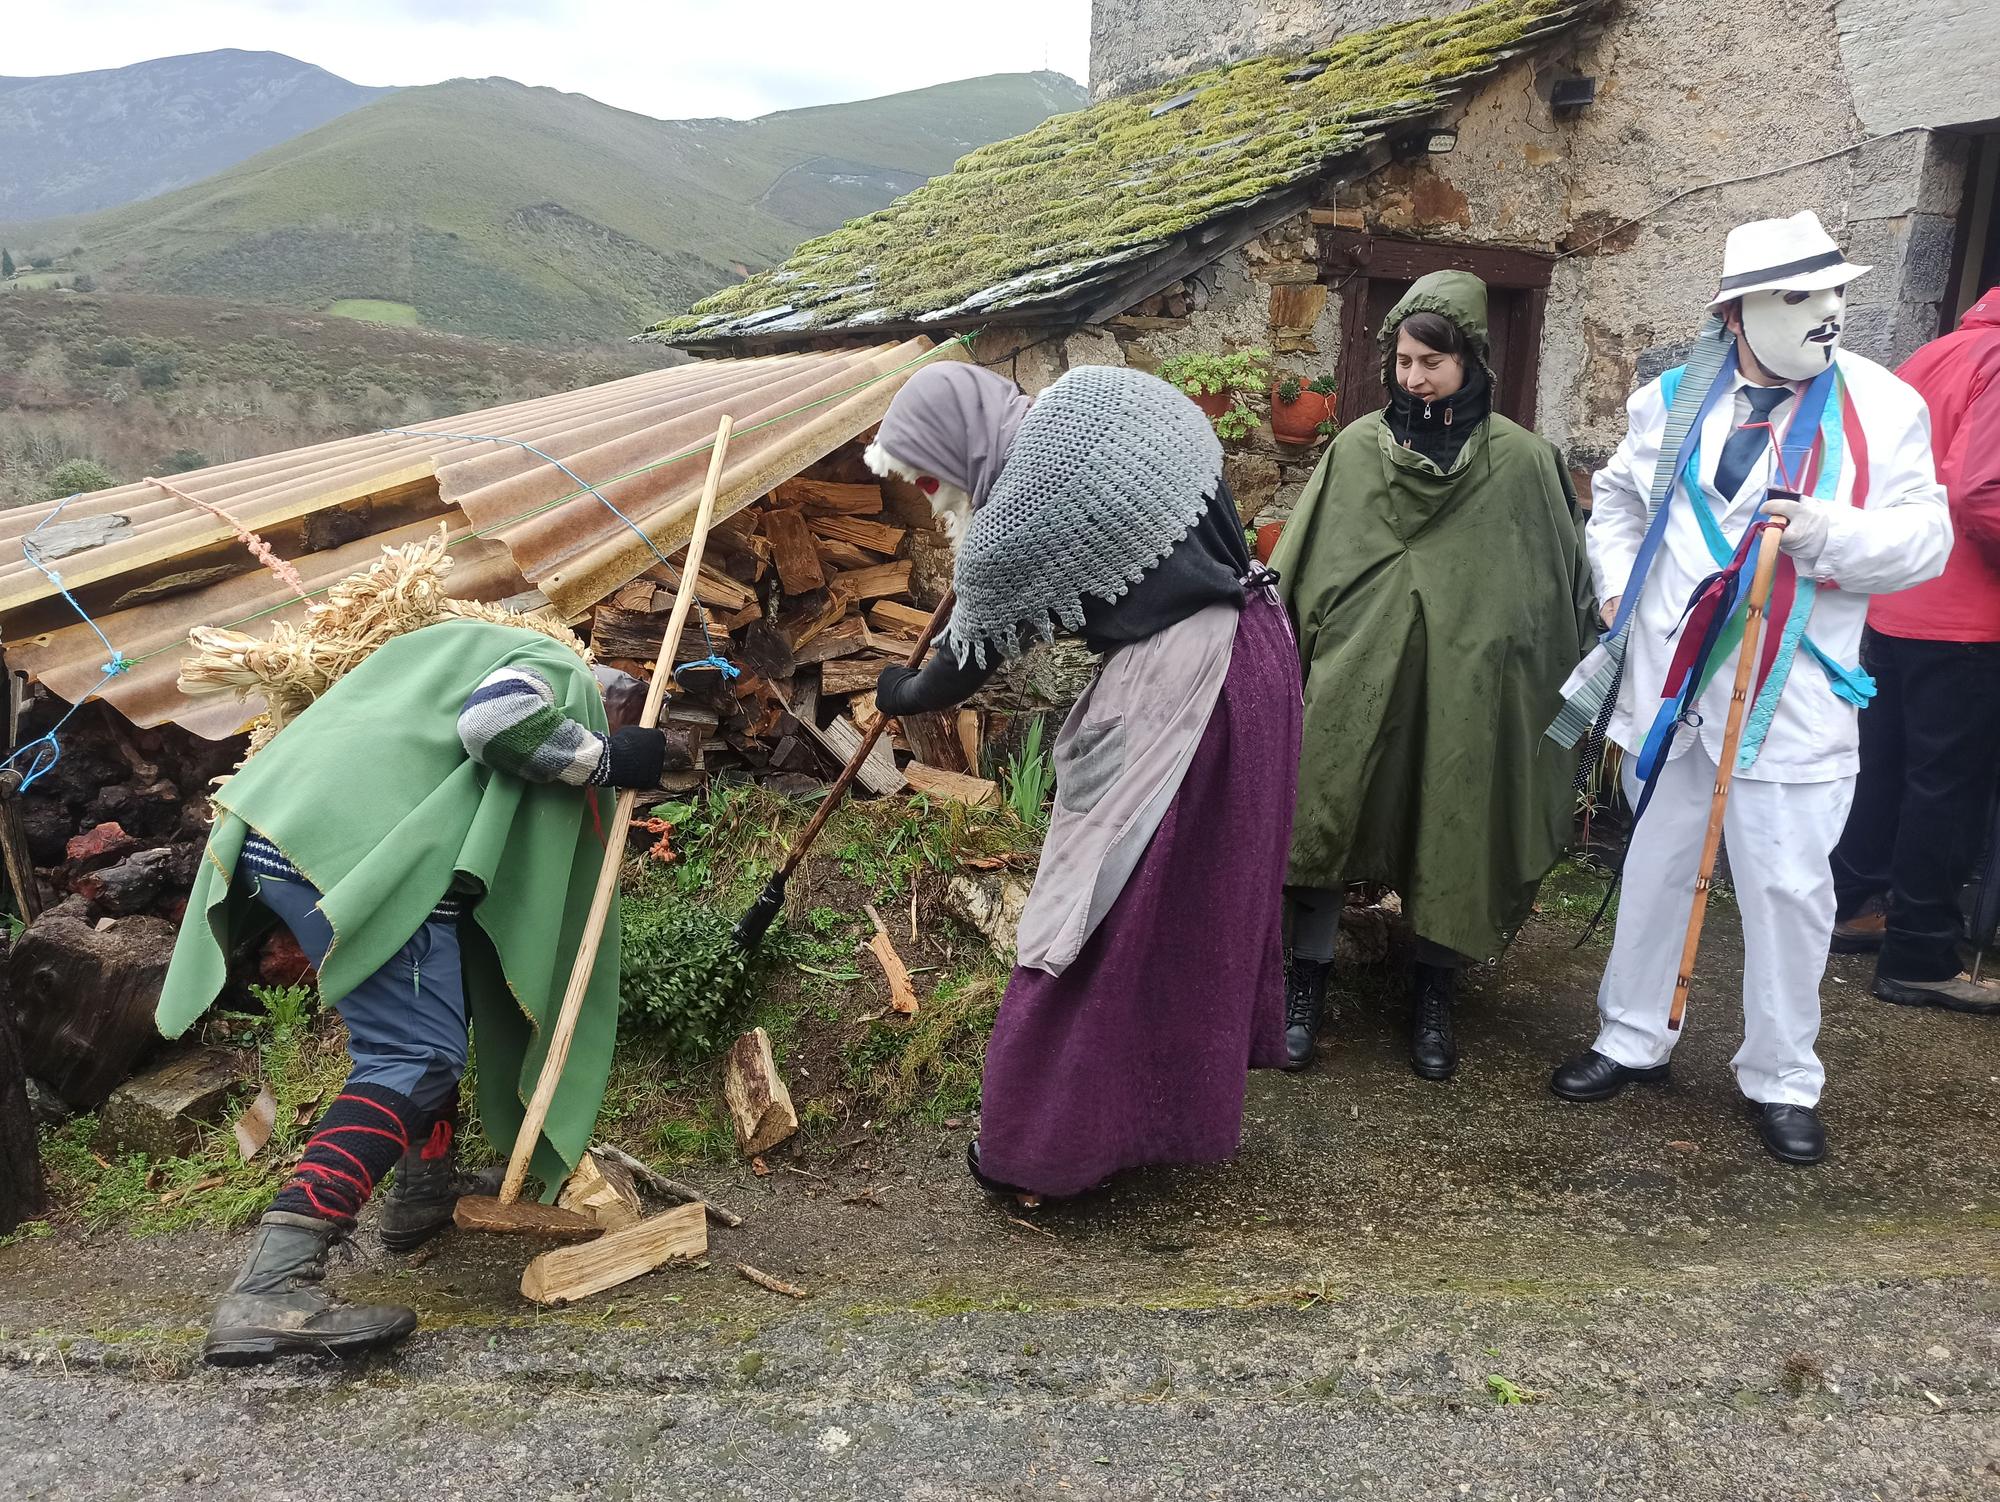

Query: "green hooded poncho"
left=1270, top=271, right=1596, bottom=958
left=157, top=619, right=620, bottom=1195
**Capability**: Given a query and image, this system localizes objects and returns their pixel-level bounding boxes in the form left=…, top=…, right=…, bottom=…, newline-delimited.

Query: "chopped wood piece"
left=775, top=588, right=853, bottom=652
left=647, top=559, right=757, bottom=613
left=610, top=581, right=658, bottom=613
left=802, top=711, right=906, bottom=795
left=519, top=1202, right=707, bottom=1305
left=790, top=614, right=871, bottom=667
left=811, top=536, right=880, bottom=572
left=827, top=560, right=913, bottom=602
left=763, top=508, right=827, bottom=594
left=868, top=600, right=932, bottom=637
left=902, top=710, right=967, bottom=773
left=232, top=1085, right=277, bottom=1162
left=957, top=710, right=983, bottom=772
left=723, top=1027, right=799, bottom=1156
left=558, top=1151, right=642, bottom=1231
left=589, top=608, right=714, bottom=667
left=850, top=690, right=882, bottom=735
left=737, top=1263, right=810, bottom=1299
left=738, top=620, right=797, bottom=679
left=773, top=478, right=884, bottom=516
left=903, top=762, right=1000, bottom=808
left=587, top=1144, right=743, bottom=1228
left=821, top=653, right=899, bottom=697
left=453, top=1195, right=602, bottom=1239
left=809, top=514, right=905, bottom=556
left=864, top=904, right=920, bottom=1015
left=719, top=601, right=765, bottom=632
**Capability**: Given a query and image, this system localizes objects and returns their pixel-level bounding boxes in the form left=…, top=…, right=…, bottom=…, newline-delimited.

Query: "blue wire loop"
left=3, top=496, right=134, bottom=792
left=378, top=426, right=739, bottom=685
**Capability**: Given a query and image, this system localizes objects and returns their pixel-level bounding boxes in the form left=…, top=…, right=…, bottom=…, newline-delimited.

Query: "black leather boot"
left=1409, top=963, right=1457, bottom=1080
left=377, top=1113, right=461, bottom=1254
left=204, top=1212, right=417, bottom=1365
left=1282, top=954, right=1332, bottom=1071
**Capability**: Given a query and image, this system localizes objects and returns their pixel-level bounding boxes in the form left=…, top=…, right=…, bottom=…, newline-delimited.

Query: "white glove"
left=1761, top=496, right=1830, bottom=567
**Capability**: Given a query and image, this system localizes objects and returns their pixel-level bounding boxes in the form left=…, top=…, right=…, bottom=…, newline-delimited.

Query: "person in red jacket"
left=1830, top=288, right=2000, bottom=1014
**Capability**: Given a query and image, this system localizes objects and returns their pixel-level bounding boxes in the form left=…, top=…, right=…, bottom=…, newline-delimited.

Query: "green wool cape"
left=1270, top=272, right=1596, bottom=958
left=157, top=619, right=620, bottom=1196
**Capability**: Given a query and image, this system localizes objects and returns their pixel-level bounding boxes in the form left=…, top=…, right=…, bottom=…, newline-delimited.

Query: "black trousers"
left=1832, top=627, right=2000, bottom=982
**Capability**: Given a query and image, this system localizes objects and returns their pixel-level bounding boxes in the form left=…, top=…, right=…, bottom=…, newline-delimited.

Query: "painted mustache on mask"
left=1804, top=319, right=1841, bottom=345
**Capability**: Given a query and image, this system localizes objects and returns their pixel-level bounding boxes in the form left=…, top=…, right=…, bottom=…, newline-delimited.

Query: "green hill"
left=6, top=72, right=1085, bottom=344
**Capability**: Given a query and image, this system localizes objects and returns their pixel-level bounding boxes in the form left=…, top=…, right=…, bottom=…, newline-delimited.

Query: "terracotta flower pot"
left=1255, top=520, right=1285, bottom=565
left=1190, top=388, right=1236, bottom=421
left=1270, top=386, right=1330, bottom=444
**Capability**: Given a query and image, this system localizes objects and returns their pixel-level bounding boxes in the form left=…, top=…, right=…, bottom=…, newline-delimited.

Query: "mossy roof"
left=649, top=0, right=1592, bottom=350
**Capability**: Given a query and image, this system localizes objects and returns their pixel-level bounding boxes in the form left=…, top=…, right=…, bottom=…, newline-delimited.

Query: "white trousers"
left=1593, top=744, right=1855, bottom=1107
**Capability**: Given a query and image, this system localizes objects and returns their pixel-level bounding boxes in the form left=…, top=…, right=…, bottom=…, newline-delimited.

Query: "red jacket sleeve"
left=1951, top=370, right=2000, bottom=567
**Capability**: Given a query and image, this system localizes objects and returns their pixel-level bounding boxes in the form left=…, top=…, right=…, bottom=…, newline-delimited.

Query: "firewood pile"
left=585, top=439, right=1001, bottom=809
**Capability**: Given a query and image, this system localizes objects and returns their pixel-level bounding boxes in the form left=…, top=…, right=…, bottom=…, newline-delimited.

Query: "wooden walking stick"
left=732, top=589, right=956, bottom=950
left=1668, top=517, right=1787, bottom=1033
left=456, top=415, right=735, bottom=1234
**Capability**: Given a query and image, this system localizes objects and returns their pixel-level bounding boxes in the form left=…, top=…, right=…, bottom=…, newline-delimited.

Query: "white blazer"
left=1586, top=348, right=1950, bottom=783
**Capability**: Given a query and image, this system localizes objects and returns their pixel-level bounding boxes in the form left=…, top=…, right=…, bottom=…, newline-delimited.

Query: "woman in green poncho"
left=159, top=618, right=673, bottom=1365
left=1270, top=271, right=1596, bottom=1080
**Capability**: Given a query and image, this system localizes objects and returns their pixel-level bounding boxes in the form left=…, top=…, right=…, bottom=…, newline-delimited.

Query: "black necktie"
left=1714, top=384, right=1791, bottom=501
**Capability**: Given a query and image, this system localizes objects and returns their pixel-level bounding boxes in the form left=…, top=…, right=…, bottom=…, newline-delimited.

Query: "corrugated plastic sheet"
left=0, top=337, right=962, bottom=740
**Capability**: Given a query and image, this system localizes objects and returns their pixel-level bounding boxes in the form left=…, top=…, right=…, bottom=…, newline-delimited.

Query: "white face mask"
left=863, top=440, right=974, bottom=541
left=1738, top=285, right=1846, bottom=382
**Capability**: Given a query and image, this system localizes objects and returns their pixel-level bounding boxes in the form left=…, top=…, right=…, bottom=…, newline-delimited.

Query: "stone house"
left=652, top=0, right=2000, bottom=522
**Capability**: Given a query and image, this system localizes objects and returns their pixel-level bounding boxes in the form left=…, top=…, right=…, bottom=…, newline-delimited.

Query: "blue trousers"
left=249, top=869, right=468, bottom=1114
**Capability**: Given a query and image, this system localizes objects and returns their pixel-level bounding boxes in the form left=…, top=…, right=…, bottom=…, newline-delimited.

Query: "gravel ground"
left=3, top=910, right=1996, bottom=1500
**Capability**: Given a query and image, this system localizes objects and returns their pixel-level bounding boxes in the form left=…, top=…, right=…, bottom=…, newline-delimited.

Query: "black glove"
left=874, top=664, right=921, bottom=718
left=603, top=725, right=668, bottom=789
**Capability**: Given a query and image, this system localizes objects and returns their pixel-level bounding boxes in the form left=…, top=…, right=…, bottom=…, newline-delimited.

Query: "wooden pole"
left=493, top=416, right=735, bottom=1210
left=1669, top=520, right=1786, bottom=1032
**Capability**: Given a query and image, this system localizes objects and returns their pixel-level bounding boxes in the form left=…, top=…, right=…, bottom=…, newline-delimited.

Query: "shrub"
left=138, top=357, right=177, bottom=389
left=97, top=341, right=134, bottom=367
left=616, top=872, right=761, bottom=1064
left=157, top=448, right=209, bottom=474
left=70, top=274, right=96, bottom=293
left=39, top=458, right=116, bottom=499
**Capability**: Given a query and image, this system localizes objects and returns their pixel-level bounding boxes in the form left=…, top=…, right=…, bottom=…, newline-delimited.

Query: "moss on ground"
left=652, top=0, right=1586, bottom=342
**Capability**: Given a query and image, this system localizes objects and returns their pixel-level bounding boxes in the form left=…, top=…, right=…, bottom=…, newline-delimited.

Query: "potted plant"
left=1271, top=372, right=1337, bottom=444
left=1158, top=348, right=1271, bottom=428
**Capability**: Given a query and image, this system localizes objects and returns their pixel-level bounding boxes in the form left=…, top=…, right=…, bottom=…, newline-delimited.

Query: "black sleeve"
left=876, top=645, right=999, bottom=717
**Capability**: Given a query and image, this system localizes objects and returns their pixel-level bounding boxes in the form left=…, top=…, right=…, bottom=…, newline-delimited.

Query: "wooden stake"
left=483, top=416, right=735, bottom=1219
left=1670, top=519, right=1786, bottom=1032
left=736, top=1263, right=810, bottom=1299
left=519, top=1201, right=707, bottom=1306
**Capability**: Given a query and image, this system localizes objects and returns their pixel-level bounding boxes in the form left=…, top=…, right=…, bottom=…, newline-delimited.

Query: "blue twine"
left=3, top=497, right=134, bottom=793
left=379, top=425, right=738, bottom=683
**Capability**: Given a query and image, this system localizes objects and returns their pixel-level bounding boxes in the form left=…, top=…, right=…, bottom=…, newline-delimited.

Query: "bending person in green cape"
left=159, top=618, right=673, bottom=1365
left=1270, top=271, right=1595, bottom=1079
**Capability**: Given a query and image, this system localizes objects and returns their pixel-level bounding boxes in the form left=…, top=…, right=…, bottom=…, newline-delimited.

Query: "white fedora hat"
left=1707, top=210, right=1871, bottom=307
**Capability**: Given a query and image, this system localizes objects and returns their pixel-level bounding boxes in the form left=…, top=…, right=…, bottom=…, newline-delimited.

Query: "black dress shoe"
left=1754, top=1103, right=1827, bottom=1165
left=1282, top=954, right=1332, bottom=1071
left=1409, top=963, right=1457, bottom=1081
left=1549, top=1049, right=1671, bottom=1102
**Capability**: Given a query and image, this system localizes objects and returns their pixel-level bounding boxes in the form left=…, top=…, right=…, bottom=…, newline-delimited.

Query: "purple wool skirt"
left=977, top=594, right=1302, bottom=1198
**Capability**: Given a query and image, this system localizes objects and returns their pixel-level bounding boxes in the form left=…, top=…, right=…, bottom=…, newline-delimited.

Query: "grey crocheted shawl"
left=946, top=365, right=1223, bottom=668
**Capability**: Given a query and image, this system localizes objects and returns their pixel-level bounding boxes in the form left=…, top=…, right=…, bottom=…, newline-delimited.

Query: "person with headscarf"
left=1270, top=271, right=1596, bottom=1080
left=866, top=358, right=1303, bottom=1203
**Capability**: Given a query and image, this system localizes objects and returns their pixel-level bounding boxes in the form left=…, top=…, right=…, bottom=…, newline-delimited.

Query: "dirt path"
left=3, top=908, right=1996, bottom=1499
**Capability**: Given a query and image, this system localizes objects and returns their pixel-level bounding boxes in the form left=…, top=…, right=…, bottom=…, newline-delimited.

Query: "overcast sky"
left=6, top=0, right=1095, bottom=119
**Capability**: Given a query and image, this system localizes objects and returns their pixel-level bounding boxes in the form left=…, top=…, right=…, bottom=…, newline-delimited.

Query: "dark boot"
left=1282, top=954, right=1332, bottom=1071
left=1409, top=963, right=1457, bottom=1080
left=377, top=1114, right=461, bottom=1254
left=204, top=1211, right=417, bottom=1366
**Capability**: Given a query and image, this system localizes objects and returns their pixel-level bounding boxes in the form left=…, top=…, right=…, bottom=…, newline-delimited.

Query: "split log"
left=903, top=763, right=1000, bottom=808
left=809, top=515, right=905, bottom=557
left=864, top=905, right=919, bottom=1015
left=773, top=478, right=883, bottom=515
left=868, top=600, right=932, bottom=637
left=722, top=1027, right=799, bottom=1156
left=827, top=560, right=913, bottom=602
left=850, top=691, right=882, bottom=735
left=811, top=537, right=881, bottom=572
left=801, top=711, right=906, bottom=796
left=0, top=776, right=44, bottom=923
left=901, top=710, right=968, bottom=773
left=646, top=559, right=758, bottom=614
left=820, top=653, right=899, bottom=698
left=789, top=614, right=871, bottom=667
left=519, top=1201, right=707, bottom=1306
left=737, top=620, right=797, bottom=680
left=452, top=1195, right=601, bottom=1239
left=610, top=581, right=658, bottom=612
left=9, top=911, right=176, bottom=1112
left=0, top=987, right=44, bottom=1235
left=589, top=608, right=716, bottom=668
left=587, top=1143, right=743, bottom=1228
left=774, top=588, right=853, bottom=653
left=957, top=710, right=984, bottom=773
left=762, top=509, right=827, bottom=594
left=558, top=1150, right=643, bottom=1231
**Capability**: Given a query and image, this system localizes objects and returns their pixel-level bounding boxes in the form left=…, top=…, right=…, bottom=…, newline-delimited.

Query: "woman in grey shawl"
left=868, top=360, right=1303, bottom=1202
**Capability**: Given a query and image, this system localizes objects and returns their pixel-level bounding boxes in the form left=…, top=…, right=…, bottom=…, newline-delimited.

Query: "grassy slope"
left=12, top=72, right=1084, bottom=343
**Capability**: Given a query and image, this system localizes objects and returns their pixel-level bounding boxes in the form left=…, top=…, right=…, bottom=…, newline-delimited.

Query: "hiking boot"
left=377, top=1115, right=461, bottom=1254
left=1871, top=970, right=2000, bottom=1016
left=204, top=1212, right=417, bottom=1366
left=1282, top=954, right=1332, bottom=1071
left=1409, top=963, right=1457, bottom=1081
left=1830, top=897, right=1887, bottom=955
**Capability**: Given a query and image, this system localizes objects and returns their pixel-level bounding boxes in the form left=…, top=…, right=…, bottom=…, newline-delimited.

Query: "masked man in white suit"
left=1551, top=212, right=1951, bottom=1164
